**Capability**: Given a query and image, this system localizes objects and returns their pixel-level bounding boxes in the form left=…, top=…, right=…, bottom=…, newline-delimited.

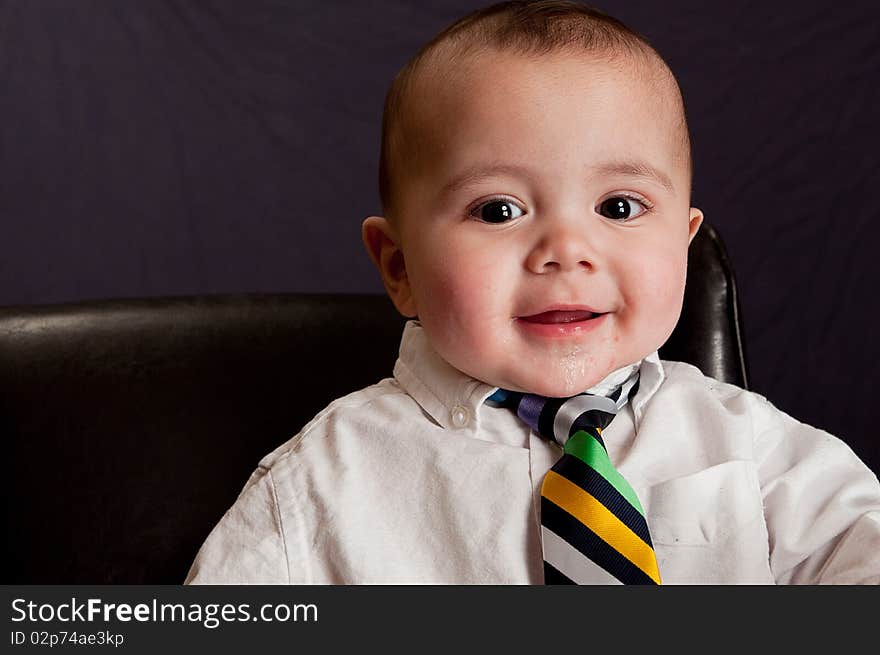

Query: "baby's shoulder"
left=658, top=359, right=837, bottom=447
left=254, top=376, right=414, bottom=470
left=658, top=359, right=779, bottom=420
left=660, top=358, right=749, bottom=397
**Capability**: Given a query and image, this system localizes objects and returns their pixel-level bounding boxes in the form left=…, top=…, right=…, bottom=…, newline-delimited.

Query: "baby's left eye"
left=597, top=196, right=650, bottom=221
left=470, top=199, right=526, bottom=224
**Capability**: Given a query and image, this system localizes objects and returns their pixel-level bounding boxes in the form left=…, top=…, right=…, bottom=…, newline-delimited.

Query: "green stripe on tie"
left=564, top=430, right=645, bottom=516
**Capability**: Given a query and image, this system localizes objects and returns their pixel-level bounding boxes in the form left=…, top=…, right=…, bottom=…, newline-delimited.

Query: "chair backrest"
left=0, top=222, right=747, bottom=583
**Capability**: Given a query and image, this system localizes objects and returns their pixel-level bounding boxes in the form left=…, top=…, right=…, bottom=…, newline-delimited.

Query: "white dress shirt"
left=184, top=321, right=880, bottom=584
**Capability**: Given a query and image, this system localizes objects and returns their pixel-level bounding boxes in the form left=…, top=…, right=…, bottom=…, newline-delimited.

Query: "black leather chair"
left=1, top=223, right=747, bottom=584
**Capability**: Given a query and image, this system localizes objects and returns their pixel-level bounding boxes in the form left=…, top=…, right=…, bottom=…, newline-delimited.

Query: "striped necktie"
left=487, top=369, right=661, bottom=585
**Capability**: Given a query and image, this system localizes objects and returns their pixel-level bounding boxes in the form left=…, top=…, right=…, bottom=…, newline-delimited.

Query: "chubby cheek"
left=624, top=250, right=688, bottom=346
left=408, top=243, right=510, bottom=366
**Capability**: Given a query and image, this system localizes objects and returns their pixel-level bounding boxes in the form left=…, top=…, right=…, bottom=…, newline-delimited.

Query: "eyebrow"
left=440, top=163, right=536, bottom=197
left=439, top=159, right=676, bottom=196
left=593, top=160, right=676, bottom=194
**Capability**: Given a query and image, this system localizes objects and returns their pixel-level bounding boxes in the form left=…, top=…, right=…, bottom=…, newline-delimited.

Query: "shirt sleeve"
left=752, top=394, right=880, bottom=584
left=183, top=467, right=290, bottom=584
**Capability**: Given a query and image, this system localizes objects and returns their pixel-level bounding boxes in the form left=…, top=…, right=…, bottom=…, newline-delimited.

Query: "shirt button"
left=451, top=405, right=469, bottom=428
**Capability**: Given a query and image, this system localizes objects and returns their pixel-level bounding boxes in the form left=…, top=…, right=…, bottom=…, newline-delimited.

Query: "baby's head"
left=363, top=0, right=703, bottom=397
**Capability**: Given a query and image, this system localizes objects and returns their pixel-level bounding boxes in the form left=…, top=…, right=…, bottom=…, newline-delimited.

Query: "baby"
left=185, top=0, right=880, bottom=584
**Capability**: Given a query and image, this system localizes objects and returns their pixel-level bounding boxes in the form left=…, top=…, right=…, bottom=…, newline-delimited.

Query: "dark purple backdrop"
left=1, top=0, right=878, bottom=473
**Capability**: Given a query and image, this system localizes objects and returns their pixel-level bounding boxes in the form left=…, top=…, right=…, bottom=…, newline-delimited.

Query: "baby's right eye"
left=470, top=198, right=526, bottom=224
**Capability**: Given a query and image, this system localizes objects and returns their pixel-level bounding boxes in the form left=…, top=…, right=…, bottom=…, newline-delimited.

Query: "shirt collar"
left=392, top=320, right=665, bottom=431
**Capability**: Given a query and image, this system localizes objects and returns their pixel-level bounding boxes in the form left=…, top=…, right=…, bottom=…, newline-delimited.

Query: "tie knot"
left=486, top=370, right=640, bottom=447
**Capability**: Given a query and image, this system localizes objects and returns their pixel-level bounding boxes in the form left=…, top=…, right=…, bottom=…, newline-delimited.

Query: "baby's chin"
left=493, top=366, right=616, bottom=398
left=510, top=378, right=603, bottom=398
left=448, top=345, right=620, bottom=397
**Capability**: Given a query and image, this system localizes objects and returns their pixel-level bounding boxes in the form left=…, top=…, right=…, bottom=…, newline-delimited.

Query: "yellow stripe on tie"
left=542, top=470, right=661, bottom=584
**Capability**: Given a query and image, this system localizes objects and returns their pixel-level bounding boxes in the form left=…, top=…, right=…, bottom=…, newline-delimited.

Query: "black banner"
left=1, top=585, right=872, bottom=652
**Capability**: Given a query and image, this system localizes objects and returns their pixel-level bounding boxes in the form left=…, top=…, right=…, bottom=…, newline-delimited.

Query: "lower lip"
left=515, top=313, right=608, bottom=338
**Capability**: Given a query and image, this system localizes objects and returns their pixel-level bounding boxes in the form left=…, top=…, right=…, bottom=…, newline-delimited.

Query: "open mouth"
left=519, top=310, right=602, bottom=324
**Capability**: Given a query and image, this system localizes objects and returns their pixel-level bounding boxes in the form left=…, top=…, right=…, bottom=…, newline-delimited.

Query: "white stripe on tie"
left=615, top=374, right=639, bottom=411
left=541, top=526, right=623, bottom=585
left=552, top=394, right=618, bottom=445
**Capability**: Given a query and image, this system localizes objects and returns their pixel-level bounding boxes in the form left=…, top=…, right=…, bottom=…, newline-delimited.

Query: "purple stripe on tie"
left=516, top=394, right=546, bottom=434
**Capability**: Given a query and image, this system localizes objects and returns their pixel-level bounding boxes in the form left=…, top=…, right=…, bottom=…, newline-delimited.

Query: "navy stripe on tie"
left=569, top=409, right=614, bottom=438
left=538, top=397, right=566, bottom=442
left=508, top=392, right=524, bottom=411
left=551, top=454, right=654, bottom=547
left=541, top=498, right=657, bottom=585
left=543, top=561, right=576, bottom=585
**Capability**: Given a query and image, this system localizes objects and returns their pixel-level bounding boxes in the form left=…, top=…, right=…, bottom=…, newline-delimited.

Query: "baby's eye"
left=597, top=195, right=650, bottom=221
left=470, top=198, right=526, bottom=224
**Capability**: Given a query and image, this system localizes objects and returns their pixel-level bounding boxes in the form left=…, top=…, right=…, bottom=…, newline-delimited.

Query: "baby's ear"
left=361, top=216, right=418, bottom=317
left=687, top=207, right=704, bottom=244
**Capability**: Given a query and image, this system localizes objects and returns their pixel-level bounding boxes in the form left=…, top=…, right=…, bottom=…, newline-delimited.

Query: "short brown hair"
left=377, top=0, right=692, bottom=219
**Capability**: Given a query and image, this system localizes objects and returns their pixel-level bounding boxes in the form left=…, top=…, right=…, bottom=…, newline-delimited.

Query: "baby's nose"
left=524, top=223, right=598, bottom=274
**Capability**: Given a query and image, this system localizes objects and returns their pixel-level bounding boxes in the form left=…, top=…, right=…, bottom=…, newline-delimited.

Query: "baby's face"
left=368, top=49, right=702, bottom=396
